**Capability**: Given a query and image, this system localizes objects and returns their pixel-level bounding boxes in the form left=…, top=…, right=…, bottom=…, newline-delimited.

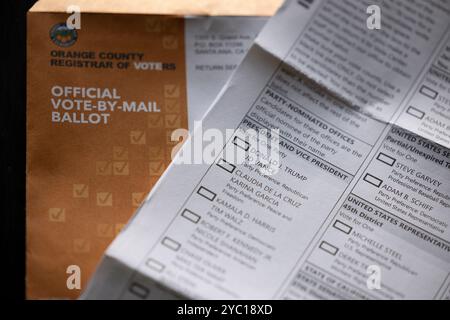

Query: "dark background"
left=1, top=0, right=37, bottom=300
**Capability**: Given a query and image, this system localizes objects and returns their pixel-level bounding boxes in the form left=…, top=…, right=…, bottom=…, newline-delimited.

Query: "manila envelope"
left=27, top=0, right=281, bottom=299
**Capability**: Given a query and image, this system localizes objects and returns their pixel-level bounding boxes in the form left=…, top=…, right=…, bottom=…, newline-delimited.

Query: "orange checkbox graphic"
left=131, top=192, right=145, bottom=207
left=167, top=129, right=182, bottom=145
left=165, top=114, right=181, bottom=128
left=97, top=223, right=114, bottom=238
left=96, top=192, right=113, bottom=207
left=115, top=223, right=126, bottom=235
left=113, top=161, right=129, bottom=176
left=145, top=17, right=161, bottom=32
left=73, top=238, right=90, bottom=253
left=148, top=114, right=164, bottom=128
left=73, top=184, right=89, bottom=198
left=96, top=161, right=112, bottom=176
left=162, top=35, right=178, bottom=49
left=166, top=130, right=173, bottom=143
left=149, top=160, right=166, bottom=176
left=163, top=19, right=179, bottom=33
left=48, top=208, right=65, bottom=222
left=164, top=84, right=180, bottom=98
left=130, top=130, right=146, bottom=145
left=165, top=98, right=180, bottom=112
left=113, top=146, right=128, bottom=160
left=149, top=146, right=164, bottom=159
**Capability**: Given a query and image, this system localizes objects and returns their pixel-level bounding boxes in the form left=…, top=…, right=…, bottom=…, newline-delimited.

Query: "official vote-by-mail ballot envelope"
left=27, top=0, right=281, bottom=299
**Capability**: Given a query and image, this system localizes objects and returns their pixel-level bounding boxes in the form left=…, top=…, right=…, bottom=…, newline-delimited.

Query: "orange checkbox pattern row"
left=48, top=191, right=147, bottom=219
left=144, top=17, right=180, bottom=49
left=145, top=17, right=180, bottom=32
left=130, top=129, right=182, bottom=148
left=147, top=114, right=182, bottom=128
left=72, top=223, right=125, bottom=253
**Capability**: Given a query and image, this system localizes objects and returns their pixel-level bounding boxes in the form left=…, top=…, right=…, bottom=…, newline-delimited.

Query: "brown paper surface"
left=27, top=12, right=189, bottom=299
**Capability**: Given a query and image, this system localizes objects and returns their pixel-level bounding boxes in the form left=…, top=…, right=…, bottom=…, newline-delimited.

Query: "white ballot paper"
left=83, top=0, right=450, bottom=300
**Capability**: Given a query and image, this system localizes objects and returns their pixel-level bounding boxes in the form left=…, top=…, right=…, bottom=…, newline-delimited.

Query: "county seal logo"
left=49, top=23, right=78, bottom=47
